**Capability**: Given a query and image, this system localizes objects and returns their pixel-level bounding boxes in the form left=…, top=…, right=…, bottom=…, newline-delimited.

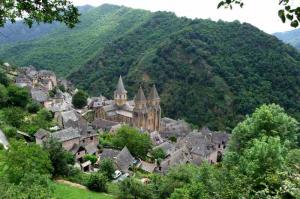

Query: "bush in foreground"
left=86, top=172, right=108, bottom=192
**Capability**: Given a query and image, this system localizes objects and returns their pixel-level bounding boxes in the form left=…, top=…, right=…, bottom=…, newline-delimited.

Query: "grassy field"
left=52, top=182, right=115, bottom=199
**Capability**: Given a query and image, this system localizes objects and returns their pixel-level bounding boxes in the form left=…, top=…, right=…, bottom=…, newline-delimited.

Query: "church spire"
left=149, top=84, right=160, bottom=100
left=135, top=86, right=146, bottom=102
left=115, top=76, right=127, bottom=94
left=114, top=76, right=127, bottom=107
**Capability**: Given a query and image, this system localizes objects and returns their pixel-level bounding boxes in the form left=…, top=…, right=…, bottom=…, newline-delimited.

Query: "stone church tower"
left=147, top=85, right=161, bottom=132
left=133, top=85, right=161, bottom=132
left=114, top=76, right=127, bottom=107
left=133, top=86, right=148, bottom=130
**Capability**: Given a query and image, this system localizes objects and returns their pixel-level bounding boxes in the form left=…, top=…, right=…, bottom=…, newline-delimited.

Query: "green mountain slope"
left=0, top=4, right=151, bottom=76
left=274, top=28, right=300, bottom=50
left=69, top=12, right=300, bottom=130
left=1, top=4, right=300, bottom=130
left=0, top=6, right=94, bottom=45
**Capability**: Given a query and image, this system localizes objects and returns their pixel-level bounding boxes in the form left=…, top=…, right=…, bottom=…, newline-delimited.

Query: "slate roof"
left=51, top=127, right=81, bottom=142
left=91, top=119, right=119, bottom=130
left=153, top=141, right=176, bottom=156
left=100, top=148, right=121, bottom=160
left=85, top=143, right=98, bottom=154
left=31, top=88, right=49, bottom=102
left=159, top=146, right=191, bottom=173
left=61, top=110, right=79, bottom=123
left=34, top=129, right=50, bottom=139
left=141, top=161, right=156, bottom=173
left=160, top=118, right=191, bottom=138
left=116, top=146, right=134, bottom=172
left=115, top=76, right=127, bottom=93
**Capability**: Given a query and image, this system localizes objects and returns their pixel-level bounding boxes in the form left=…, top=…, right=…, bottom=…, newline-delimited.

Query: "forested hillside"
left=69, top=9, right=300, bottom=130
left=0, top=5, right=93, bottom=45
left=1, top=4, right=300, bottom=130
left=274, top=28, right=300, bottom=50
left=0, top=4, right=152, bottom=76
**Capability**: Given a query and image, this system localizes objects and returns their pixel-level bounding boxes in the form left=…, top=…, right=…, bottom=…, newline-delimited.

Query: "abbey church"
left=94, top=76, right=161, bottom=132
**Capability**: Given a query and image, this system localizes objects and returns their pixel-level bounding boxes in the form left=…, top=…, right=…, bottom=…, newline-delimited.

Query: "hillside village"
left=1, top=63, right=229, bottom=179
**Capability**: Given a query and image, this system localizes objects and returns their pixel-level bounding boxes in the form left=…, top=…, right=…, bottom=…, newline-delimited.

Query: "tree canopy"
left=112, top=125, right=153, bottom=159
left=0, top=0, right=80, bottom=28
left=72, top=90, right=88, bottom=109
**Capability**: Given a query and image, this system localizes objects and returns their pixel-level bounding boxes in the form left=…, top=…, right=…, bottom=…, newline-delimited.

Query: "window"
left=90, top=137, right=93, bottom=141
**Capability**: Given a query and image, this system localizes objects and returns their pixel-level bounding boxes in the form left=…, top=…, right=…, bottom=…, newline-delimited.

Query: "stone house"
left=38, top=70, right=57, bottom=87
left=100, top=146, right=135, bottom=173
left=160, top=117, right=191, bottom=138
left=158, top=146, right=192, bottom=174
left=177, top=128, right=229, bottom=165
left=55, top=109, right=87, bottom=130
left=34, top=126, right=100, bottom=172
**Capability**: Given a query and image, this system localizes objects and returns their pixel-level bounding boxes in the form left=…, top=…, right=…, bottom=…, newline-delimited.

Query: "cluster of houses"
left=12, top=66, right=230, bottom=177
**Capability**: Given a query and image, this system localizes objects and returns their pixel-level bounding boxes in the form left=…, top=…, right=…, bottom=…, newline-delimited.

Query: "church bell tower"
left=114, top=76, right=127, bottom=107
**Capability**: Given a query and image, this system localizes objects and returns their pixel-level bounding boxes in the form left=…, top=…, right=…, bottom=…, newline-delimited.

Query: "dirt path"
left=55, top=179, right=87, bottom=190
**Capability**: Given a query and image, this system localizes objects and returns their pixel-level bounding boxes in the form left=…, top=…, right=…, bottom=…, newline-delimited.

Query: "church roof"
left=135, top=86, right=146, bottom=102
left=115, top=76, right=127, bottom=93
left=149, top=85, right=160, bottom=100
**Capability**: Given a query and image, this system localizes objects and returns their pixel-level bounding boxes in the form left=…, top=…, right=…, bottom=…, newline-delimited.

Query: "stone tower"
left=114, top=76, right=127, bottom=107
left=147, top=85, right=161, bottom=132
left=133, top=86, right=148, bottom=130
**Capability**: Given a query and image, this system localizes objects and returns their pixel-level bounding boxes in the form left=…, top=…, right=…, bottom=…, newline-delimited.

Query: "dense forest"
left=1, top=4, right=300, bottom=130
left=69, top=5, right=300, bottom=130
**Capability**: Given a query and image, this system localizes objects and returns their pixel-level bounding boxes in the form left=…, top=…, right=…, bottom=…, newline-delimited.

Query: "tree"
left=6, top=84, right=29, bottom=107
left=0, top=0, right=80, bottom=28
left=72, top=90, right=88, bottom=109
left=3, top=140, right=52, bottom=184
left=26, top=101, right=41, bottom=113
left=36, top=108, right=53, bottom=121
left=118, top=178, right=154, bottom=199
left=86, top=172, right=108, bottom=192
left=43, top=138, right=74, bottom=177
left=112, top=125, right=153, bottom=159
left=228, top=104, right=299, bottom=154
left=99, top=159, right=115, bottom=179
left=2, top=107, right=25, bottom=128
left=218, top=0, right=300, bottom=28
left=84, top=154, right=97, bottom=165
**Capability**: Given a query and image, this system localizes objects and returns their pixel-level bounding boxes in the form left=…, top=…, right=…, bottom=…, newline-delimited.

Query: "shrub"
left=84, top=154, right=97, bottom=165
left=2, top=125, right=17, bottom=138
left=99, top=159, right=115, bottom=179
left=150, top=148, right=166, bottom=161
left=26, top=101, right=41, bottom=113
left=86, top=172, right=108, bottom=192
